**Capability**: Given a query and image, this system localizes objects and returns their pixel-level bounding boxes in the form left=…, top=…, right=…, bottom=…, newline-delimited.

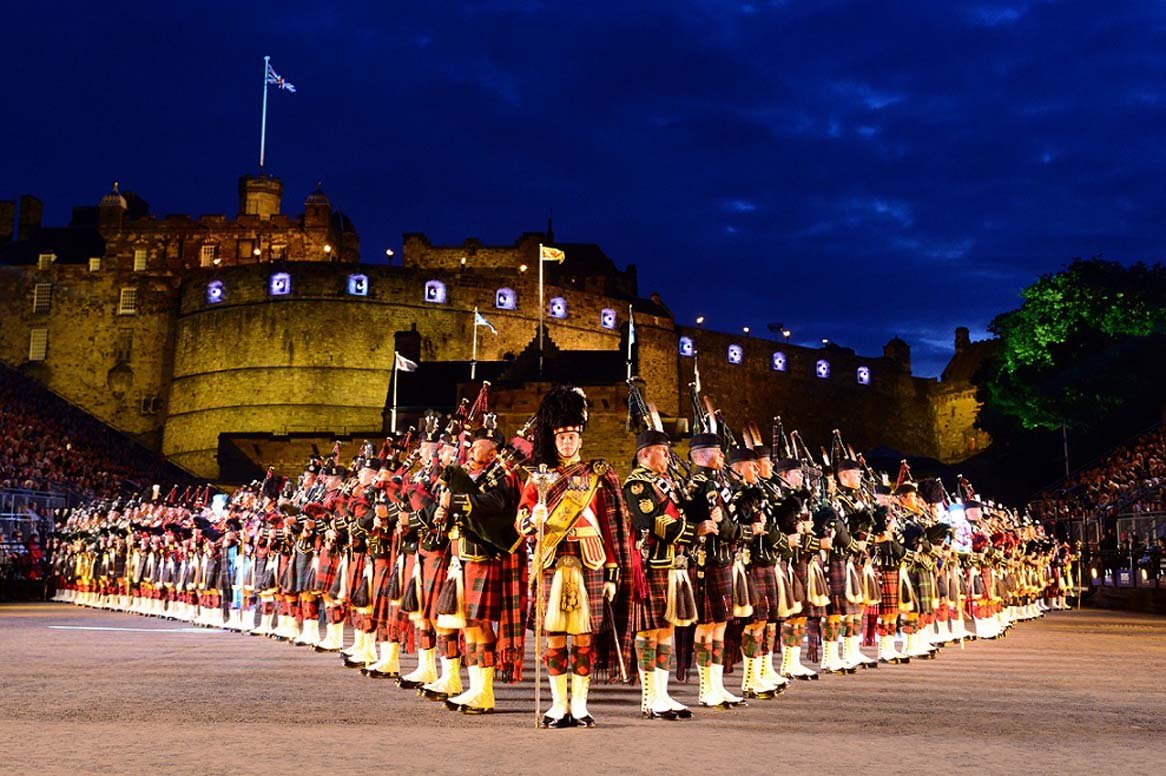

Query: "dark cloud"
left=4, top=0, right=1166, bottom=377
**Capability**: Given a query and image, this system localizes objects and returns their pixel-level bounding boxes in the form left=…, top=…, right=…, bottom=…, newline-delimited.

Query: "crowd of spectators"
left=0, top=366, right=188, bottom=500
left=1029, top=427, right=1166, bottom=525
left=0, top=524, right=46, bottom=601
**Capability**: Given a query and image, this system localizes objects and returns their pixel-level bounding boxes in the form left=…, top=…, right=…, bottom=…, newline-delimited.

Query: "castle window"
left=37, top=253, right=55, bottom=271
left=114, top=329, right=133, bottom=363
left=679, top=337, right=694, bottom=357
left=772, top=351, right=787, bottom=372
left=856, top=366, right=871, bottom=385
left=347, top=274, right=369, bottom=296
left=269, top=273, right=291, bottom=297
left=206, top=280, right=225, bottom=304
left=140, top=395, right=158, bottom=415
left=199, top=244, right=218, bottom=268
left=28, top=329, right=48, bottom=362
left=133, top=248, right=148, bottom=272
left=424, top=280, right=447, bottom=304
left=270, top=244, right=287, bottom=261
left=88, top=257, right=101, bottom=272
left=237, top=239, right=254, bottom=260
left=600, top=308, right=617, bottom=329
left=32, top=283, right=51, bottom=314
left=815, top=359, right=831, bottom=379
left=118, top=288, right=139, bottom=315
left=727, top=344, right=743, bottom=364
left=495, top=287, right=516, bottom=310
left=549, top=296, right=567, bottom=319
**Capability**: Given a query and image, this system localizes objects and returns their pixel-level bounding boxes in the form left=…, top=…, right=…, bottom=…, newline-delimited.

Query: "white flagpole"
left=390, top=351, right=400, bottom=433
left=626, top=304, right=634, bottom=382
left=538, top=244, right=545, bottom=377
left=259, top=55, right=270, bottom=169
left=471, top=307, right=479, bottom=381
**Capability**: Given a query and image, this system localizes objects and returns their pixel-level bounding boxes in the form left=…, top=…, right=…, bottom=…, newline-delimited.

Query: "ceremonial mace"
left=528, top=463, right=558, bottom=729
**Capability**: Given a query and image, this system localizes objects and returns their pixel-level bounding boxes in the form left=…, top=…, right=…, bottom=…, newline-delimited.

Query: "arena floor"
left=1, top=604, right=1163, bottom=775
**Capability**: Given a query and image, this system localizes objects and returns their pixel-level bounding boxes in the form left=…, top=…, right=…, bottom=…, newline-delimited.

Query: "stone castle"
left=0, top=174, right=991, bottom=482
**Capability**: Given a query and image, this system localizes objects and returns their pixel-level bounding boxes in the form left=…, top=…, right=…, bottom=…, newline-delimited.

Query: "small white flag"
left=395, top=352, right=418, bottom=372
left=628, top=310, right=636, bottom=345
left=539, top=245, right=565, bottom=263
left=474, top=309, right=497, bottom=334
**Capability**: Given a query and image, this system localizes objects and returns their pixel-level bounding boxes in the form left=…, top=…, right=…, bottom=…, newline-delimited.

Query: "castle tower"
left=97, top=183, right=126, bottom=234
left=238, top=174, right=283, bottom=219
left=303, top=183, right=331, bottom=230
left=883, top=335, right=911, bottom=373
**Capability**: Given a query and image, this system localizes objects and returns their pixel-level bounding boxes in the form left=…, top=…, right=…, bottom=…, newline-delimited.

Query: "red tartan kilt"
left=463, top=558, right=503, bottom=623
left=879, top=567, right=900, bottom=616
left=538, top=542, right=606, bottom=633
left=316, top=548, right=342, bottom=595
left=749, top=564, right=781, bottom=622
left=345, top=552, right=370, bottom=609
left=695, top=563, right=733, bottom=624
left=635, top=566, right=671, bottom=632
left=420, top=548, right=449, bottom=622
left=371, top=557, right=394, bottom=627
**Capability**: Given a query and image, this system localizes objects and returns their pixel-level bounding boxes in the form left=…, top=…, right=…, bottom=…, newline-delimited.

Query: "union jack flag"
left=266, top=62, right=296, bottom=93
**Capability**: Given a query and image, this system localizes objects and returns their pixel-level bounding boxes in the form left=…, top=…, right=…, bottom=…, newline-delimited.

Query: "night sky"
left=5, top=1, right=1165, bottom=377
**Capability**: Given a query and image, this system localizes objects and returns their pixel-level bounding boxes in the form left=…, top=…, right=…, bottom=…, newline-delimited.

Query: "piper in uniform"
left=685, top=430, right=750, bottom=708
left=623, top=426, right=696, bottom=720
left=727, top=441, right=788, bottom=700
left=438, top=415, right=525, bottom=715
left=517, top=385, right=636, bottom=728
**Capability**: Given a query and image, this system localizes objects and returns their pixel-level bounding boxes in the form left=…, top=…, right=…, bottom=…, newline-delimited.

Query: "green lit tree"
left=978, top=258, right=1166, bottom=433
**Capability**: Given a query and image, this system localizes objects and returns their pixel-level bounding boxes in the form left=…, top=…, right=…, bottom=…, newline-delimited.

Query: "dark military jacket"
left=623, top=464, right=696, bottom=569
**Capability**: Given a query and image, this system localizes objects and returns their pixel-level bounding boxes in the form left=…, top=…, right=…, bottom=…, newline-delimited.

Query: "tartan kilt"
left=911, top=568, right=935, bottom=613
left=316, top=547, right=342, bottom=595
left=420, top=547, right=449, bottom=622
left=634, top=566, right=671, bottom=632
left=463, top=558, right=503, bottom=623
left=293, top=551, right=317, bottom=594
left=371, top=557, right=394, bottom=628
left=794, top=558, right=825, bottom=618
left=276, top=553, right=295, bottom=594
left=827, top=556, right=860, bottom=615
left=749, top=564, right=781, bottom=622
left=538, top=542, right=606, bottom=633
left=879, top=566, right=900, bottom=616
left=695, top=562, right=734, bottom=624
left=346, top=552, right=371, bottom=609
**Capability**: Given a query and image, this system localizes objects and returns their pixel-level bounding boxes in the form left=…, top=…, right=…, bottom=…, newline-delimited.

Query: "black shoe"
left=647, top=709, right=679, bottom=720
left=462, top=705, right=494, bottom=715
left=420, top=688, right=449, bottom=702
left=745, top=689, right=776, bottom=700
left=540, top=714, right=575, bottom=728
left=673, top=706, right=693, bottom=719
left=572, top=714, right=597, bottom=728
left=397, top=677, right=425, bottom=689
left=342, top=657, right=366, bottom=669
left=444, top=699, right=466, bottom=712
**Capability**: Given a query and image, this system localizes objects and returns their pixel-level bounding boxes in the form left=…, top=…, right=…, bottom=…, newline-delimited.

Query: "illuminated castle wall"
left=0, top=175, right=988, bottom=479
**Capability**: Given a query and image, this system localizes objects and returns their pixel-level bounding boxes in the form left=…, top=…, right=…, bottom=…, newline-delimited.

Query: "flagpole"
left=626, top=304, right=634, bottom=382
left=390, top=351, right=399, bottom=433
left=538, top=244, right=545, bottom=377
left=471, top=307, right=479, bottom=381
left=259, top=55, right=270, bottom=169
